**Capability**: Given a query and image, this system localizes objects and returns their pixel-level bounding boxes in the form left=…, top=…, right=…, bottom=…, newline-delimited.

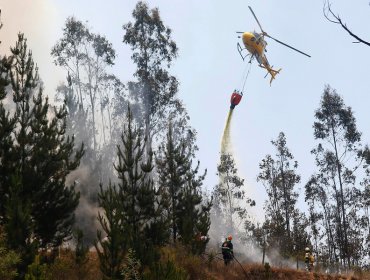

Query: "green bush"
left=25, top=255, right=50, bottom=280
left=143, top=260, right=189, bottom=280
left=0, top=228, right=21, bottom=280
left=121, top=249, right=141, bottom=280
left=0, top=246, right=21, bottom=280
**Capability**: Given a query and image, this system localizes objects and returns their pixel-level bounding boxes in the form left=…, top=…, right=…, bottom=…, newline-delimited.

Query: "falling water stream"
left=221, top=109, right=233, bottom=155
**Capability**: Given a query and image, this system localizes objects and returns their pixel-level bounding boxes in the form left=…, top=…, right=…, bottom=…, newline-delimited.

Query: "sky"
left=1, top=0, right=369, bottom=221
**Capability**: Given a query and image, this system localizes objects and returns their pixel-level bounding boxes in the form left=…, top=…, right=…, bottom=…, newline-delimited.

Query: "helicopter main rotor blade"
left=236, top=32, right=244, bottom=34
left=264, top=34, right=311, bottom=57
left=248, top=6, right=264, bottom=33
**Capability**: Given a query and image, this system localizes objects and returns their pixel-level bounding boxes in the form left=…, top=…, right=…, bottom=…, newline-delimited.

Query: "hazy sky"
left=1, top=0, right=369, bottom=220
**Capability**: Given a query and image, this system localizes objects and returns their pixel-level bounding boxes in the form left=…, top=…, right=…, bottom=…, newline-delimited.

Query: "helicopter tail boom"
left=260, top=64, right=281, bottom=85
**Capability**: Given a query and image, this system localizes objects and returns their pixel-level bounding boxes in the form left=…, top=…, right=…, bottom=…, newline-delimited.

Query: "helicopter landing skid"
left=237, top=43, right=250, bottom=61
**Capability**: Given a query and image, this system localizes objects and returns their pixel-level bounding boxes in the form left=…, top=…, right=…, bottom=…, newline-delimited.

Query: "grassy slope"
left=201, top=262, right=366, bottom=280
left=162, top=246, right=370, bottom=280
left=44, top=247, right=370, bottom=280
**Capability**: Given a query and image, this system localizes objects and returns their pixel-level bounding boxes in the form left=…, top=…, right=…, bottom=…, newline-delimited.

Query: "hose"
left=233, top=255, right=249, bottom=279
left=202, top=252, right=249, bottom=278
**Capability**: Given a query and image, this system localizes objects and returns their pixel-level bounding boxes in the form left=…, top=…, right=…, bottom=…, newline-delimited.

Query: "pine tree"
left=121, top=249, right=141, bottom=280
left=156, top=122, right=211, bottom=252
left=0, top=37, right=15, bottom=219
left=4, top=173, right=33, bottom=254
left=156, top=123, right=190, bottom=242
left=29, top=93, right=83, bottom=247
left=95, top=184, right=125, bottom=280
left=117, top=107, right=163, bottom=265
left=0, top=33, right=83, bottom=270
left=176, top=163, right=212, bottom=254
left=96, top=106, right=163, bottom=274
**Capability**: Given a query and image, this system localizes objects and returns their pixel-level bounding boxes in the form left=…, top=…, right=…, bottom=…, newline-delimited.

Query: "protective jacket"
left=221, top=240, right=234, bottom=264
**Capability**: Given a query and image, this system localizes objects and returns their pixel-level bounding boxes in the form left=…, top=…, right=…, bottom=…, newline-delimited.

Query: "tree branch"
left=323, top=1, right=370, bottom=47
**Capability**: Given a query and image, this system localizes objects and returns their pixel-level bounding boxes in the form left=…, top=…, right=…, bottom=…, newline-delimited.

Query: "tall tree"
left=156, top=122, right=211, bottom=251
left=305, top=175, right=337, bottom=264
left=156, top=123, right=191, bottom=242
left=214, top=153, right=255, bottom=234
left=123, top=1, right=180, bottom=139
left=52, top=17, right=119, bottom=151
left=96, top=106, right=164, bottom=272
left=176, top=163, right=212, bottom=255
left=361, top=156, right=370, bottom=261
left=0, top=33, right=14, bottom=220
left=257, top=132, right=300, bottom=255
left=0, top=34, right=83, bottom=268
left=52, top=19, right=123, bottom=245
left=308, top=85, right=364, bottom=267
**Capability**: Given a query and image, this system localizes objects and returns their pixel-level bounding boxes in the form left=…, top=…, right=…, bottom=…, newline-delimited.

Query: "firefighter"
left=304, top=247, right=314, bottom=271
left=221, top=235, right=234, bottom=265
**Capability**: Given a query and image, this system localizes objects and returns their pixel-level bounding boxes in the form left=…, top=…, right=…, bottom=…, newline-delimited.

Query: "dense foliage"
left=1, top=1, right=370, bottom=279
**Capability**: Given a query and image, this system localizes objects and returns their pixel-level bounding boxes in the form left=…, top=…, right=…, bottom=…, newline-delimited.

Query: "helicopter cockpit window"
left=250, top=37, right=256, bottom=42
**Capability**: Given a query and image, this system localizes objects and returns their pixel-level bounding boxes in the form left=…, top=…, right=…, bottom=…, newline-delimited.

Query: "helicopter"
left=237, top=6, right=310, bottom=84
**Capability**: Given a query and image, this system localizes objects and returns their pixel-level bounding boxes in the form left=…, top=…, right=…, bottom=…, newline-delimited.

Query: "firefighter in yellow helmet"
left=304, top=247, right=314, bottom=271
left=221, top=235, right=234, bottom=265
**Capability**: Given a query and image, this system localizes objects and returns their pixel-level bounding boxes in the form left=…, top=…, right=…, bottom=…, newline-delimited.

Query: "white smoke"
left=0, top=0, right=64, bottom=100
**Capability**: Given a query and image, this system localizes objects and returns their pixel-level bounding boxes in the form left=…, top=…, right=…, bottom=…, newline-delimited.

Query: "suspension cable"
left=239, top=61, right=250, bottom=87
left=241, top=62, right=252, bottom=93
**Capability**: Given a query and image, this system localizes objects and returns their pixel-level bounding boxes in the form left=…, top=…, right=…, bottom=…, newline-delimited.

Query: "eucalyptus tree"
left=257, top=132, right=300, bottom=255
left=214, top=153, right=255, bottom=234
left=123, top=1, right=180, bottom=141
left=52, top=17, right=118, bottom=151
left=307, top=85, right=366, bottom=267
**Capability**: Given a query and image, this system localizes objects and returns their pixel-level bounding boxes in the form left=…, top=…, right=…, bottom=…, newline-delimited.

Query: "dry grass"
left=46, top=246, right=370, bottom=280
left=47, top=249, right=102, bottom=280
left=193, top=260, right=367, bottom=280
left=158, top=245, right=369, bottom=280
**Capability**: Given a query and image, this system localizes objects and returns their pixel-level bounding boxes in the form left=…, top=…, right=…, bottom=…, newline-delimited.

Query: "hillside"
left=14, top=246, right=370, bottom=280
left=202, top=262, right=366, bottom=280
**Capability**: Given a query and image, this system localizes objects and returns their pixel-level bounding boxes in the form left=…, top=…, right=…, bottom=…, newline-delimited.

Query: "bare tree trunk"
left=107, top=102, right=112, bottom=140
left=280, top=159, right=290, bottom=238
left=332, top=126, right=350, bottom=267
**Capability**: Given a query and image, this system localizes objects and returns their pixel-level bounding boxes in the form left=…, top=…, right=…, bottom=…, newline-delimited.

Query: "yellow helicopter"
left=237, top=6, right=310, bottom=84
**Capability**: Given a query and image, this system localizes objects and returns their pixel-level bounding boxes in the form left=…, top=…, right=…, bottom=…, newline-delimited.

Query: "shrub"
left=143, top=260, right=189, bottom=280
left=25, top=255, right=50, bottom=280
left=121, top=249, right=141, bottom=280
left=0, top=228, right=21, bottom=280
